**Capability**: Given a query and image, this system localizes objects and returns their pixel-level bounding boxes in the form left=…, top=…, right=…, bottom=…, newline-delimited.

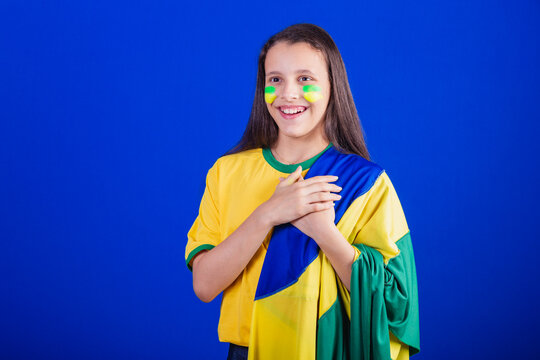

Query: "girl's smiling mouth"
left=278, top=105, right=307, bottom=119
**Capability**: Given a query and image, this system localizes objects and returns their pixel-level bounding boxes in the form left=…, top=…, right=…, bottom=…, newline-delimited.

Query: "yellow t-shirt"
left=185, top=144, right=409, bottom=360
left=185, top=144, right=333, bottom=346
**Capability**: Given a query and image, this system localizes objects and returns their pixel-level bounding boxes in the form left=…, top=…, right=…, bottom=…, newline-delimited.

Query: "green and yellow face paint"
left=303, top=85, right=323, bottom=103
left=264, top=86, right=277, bottom=104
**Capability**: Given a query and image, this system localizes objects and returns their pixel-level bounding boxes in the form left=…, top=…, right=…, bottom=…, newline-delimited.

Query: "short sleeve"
left=185, top=160, right=222, bottom=271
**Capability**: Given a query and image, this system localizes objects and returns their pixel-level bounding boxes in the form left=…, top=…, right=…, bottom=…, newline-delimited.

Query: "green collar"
left=262, top=143, right=333, bottom=173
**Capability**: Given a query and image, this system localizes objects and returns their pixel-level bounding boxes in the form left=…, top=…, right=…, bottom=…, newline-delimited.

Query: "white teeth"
left=282, top=107, right=305, bottom=114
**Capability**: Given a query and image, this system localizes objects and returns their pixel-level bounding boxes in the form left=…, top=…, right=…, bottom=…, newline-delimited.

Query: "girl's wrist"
left=312, top=223, right=339, bottom=246
left=254, top=202, right=276, bottom=228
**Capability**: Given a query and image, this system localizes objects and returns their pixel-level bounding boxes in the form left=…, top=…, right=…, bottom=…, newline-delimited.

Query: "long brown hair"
left=223, top=23, right=371, bottom=161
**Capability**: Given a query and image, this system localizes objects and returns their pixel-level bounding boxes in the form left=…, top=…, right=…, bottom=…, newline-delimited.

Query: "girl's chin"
left=277, top=126, right=318, bottom=139
left=276, top=122, right=302, bottom=132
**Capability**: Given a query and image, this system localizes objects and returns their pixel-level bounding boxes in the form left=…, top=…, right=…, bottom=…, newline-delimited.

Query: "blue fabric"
left=226, top=343, right=248, bottom=360
left=255, top=146, right=383, bottom=300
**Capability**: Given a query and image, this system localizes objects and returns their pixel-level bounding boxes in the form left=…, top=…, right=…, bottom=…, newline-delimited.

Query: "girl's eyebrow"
left=266, top=69, right=317, bottom=77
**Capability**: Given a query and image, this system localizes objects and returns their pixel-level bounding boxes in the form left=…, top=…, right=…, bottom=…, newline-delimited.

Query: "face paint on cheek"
left=303, top=85, right=323, bottom=103
left=264, top=86, right=277, bottom=104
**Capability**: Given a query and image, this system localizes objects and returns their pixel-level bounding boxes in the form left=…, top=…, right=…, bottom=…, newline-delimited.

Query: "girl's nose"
left=280, top=82, right=300, bottom=100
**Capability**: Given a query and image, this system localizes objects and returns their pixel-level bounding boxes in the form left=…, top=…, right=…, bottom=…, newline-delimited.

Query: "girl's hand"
left=262, top=165, right=342, bottom=227
left=280, top=173, right=339, bottom=241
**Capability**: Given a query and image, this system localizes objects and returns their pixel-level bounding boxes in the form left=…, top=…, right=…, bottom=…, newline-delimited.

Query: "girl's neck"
left=271, top=136, right=330, bottom=165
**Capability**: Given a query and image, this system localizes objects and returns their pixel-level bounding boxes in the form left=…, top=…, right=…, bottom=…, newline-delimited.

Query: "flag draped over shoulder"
left=247, top=147, right=420, bottom=360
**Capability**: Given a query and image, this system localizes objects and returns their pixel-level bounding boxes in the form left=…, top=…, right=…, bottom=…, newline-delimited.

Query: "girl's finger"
left=285, top=166, right=303, bottom=185
left=301, top=175, right=339, bottom=186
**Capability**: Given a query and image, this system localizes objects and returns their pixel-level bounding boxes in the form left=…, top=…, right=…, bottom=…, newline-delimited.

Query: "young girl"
left=186, top=23, right=420, bottom=360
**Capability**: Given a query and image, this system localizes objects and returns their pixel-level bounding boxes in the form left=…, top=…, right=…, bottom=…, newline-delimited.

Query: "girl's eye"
left=269, top=77, right=280, bottom=82
left=300, top=76, right=313, bottom=81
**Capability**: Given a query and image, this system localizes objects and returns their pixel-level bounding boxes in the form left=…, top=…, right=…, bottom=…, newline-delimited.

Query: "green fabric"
left=350, top=231, right=420, bottom=359
left=316, top=231, right=420, bottom=359
left=186, top=244, right=215, bottom=271
left=262, top=142, right=333, bottom=173
left=317, top=297, right=349, bottom=359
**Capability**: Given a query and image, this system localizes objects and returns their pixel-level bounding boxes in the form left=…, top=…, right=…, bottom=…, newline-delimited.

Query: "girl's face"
left=264, top=41, right=331, bottom=142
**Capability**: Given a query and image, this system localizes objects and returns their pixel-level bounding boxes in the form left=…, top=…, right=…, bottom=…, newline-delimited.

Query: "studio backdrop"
left=1, top=1, right=539, bottom=359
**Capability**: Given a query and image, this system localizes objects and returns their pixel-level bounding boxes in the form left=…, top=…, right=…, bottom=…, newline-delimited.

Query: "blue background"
left=1, top=0, right=539, bottom=359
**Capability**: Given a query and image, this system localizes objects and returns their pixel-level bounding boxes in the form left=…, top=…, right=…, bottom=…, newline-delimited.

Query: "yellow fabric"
left=248, top=253, right=321, bottom=359
left=247, top=167, right=410, bottom=359
left=340, top=171, right=410, bottom=360
left=390, top=332, right=409, bottom=360
left=186, top=149, right=310, bottom=346
left=187, top=148, right=410, bottom=359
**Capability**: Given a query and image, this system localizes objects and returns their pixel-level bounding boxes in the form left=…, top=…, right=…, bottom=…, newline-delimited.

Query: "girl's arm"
left=191, top=166, right=341, bottom=303
left=312, top=225, right=357, bottom=291
left=190, top=204, right=272, bottom=303
left=284, top=174, right=356, bottom=291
